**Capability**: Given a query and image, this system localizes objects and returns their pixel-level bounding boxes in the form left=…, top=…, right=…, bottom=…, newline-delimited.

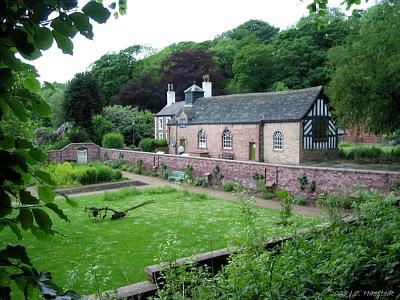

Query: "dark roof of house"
left=156, top=101, right=185, bottom=116
left=190, top=86, right=323, bottom=124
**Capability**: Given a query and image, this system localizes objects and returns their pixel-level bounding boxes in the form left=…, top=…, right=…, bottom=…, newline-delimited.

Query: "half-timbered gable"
left=303, top=96, right=338, bottom=150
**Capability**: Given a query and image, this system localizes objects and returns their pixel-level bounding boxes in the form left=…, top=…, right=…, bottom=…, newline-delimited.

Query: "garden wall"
left=48, top=143, right=400, bottom=196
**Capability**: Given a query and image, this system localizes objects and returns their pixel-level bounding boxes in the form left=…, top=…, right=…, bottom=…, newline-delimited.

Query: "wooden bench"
left=218, top=152, right=234, bottom=160
left=168, top=171, right=186, bottom=182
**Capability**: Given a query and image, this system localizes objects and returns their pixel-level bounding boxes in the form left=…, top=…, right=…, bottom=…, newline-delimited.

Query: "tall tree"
left=220, top=19, right=279, bottom=44
left=161, top=49, right=225, bottom=101
left=115, top=75, right=164, bottom=112
left=327, top=0, right=400, bottom=134
left=40, top=82, right=67, bottom=128
left=62, top=72, right=103, bottom=131
left=228, top=43, right=275, bottom=93
left=90, top=45, right=149, bottom=102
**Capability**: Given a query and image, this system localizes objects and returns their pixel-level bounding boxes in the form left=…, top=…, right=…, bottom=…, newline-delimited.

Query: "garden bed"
left=55, top=180, right=147, bottom=195
left=2, top=187, right=322, bottom=297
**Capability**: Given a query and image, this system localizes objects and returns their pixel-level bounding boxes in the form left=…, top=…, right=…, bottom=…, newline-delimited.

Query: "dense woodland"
left=39, top=1, right=399, bottom=151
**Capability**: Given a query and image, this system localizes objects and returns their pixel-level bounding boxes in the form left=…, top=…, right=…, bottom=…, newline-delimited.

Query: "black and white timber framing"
left=303, top=97, right=338, bottom=150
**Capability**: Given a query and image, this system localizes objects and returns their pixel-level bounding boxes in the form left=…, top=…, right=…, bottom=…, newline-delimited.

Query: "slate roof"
left=189, top=86, right=323, bottom=124
left=155, top=101, right=185, bottom=116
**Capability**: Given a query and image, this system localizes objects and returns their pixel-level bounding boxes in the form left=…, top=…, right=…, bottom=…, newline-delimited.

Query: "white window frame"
left=223, top=129, right=232, bottom=149
left=273, top=131, right=283, bottom=151
left=158, top=132, right=164, bottom=140
left=158, top=118, right=164, bottom=130
left=198, top=130, right=207, bottom=148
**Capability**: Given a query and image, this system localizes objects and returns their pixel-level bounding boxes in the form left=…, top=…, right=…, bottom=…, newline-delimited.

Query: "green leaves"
left=34, top=27, right=53, bottom=50
left=23, top=77, right=41, bottom=93
left=45, top=203, right=69, bottom=222
left=34, top=169, right=56, bottom=186
left=51, top=17, right=78, bottom=39
left=70, top=12, right=94, bottom=39
left=53, top=31, right=73, bottom=55
left=28, top=148, right=48, bottom=162
left=19, top=209, right=34, bottom=230
left=82, top=1, right=111, bottom=24
left=38, top=186, right=55, bottom=203
left=32, top=209, right=53, bottom=234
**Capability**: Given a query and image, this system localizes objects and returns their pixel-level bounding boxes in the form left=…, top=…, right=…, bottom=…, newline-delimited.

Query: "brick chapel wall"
left=168, top=124, right=262, bottom=161
left=263, top=122, right=301, bottom=164
left=47, top=143, right=100, bottom=163
left=48, top=144, right=400, bottom=196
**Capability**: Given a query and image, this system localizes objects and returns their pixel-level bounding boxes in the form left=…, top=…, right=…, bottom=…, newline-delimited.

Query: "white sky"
left=32, top=0, right=373, bottom=83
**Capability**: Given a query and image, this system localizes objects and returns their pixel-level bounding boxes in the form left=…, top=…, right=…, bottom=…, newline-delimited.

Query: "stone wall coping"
left=101, top=147, right=400, bottom=176
left=48, top=142, right=99, bottom=153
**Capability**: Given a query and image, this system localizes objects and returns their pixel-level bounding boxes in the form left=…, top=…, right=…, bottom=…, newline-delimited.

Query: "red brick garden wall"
left=48, top=144, right=400, bottom=196
left=48, top=143, right=100, bottom=163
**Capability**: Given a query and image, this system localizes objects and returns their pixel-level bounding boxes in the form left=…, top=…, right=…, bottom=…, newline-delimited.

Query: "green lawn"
left=2, top=186, right=322, bottom=297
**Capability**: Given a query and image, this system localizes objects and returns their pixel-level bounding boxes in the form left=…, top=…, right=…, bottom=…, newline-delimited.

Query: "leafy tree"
left=40, top=82, right=67, bottom=128
left=115, top=75, right=164, bottom=112
left=327, top=0, right=400, bottom=134
left=62, top=72, right=103, bottom=131
left=161, top=49, right=225, bottom=101
left=220, top=19, right=279, bottom=44
left=90, top=45, right=149, bottom=102
left=0, top=0, right=125, bottom=298
left=91, top=114, right=115, bottom=145
left=134, top=110, right=155, bottom=143
left=228, top=43, right=275, bottom=93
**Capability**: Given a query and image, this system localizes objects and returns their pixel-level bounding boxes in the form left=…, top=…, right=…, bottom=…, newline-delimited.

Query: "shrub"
left=223, top=182, right=237, bottom=192
left=133, top=159, right=146, bottom=174
left=161, top=165, right=170, bottom=179
left=262, top=192, right=275, bottom=199
left=276, top=190, right=293, bottom=226
left=112, top=170, right=123, bottom=180
left=110, top=160, right=124, bottom=169
left=102, top=132, right=124, bottom=149
left=79, top=167, right=98, bottom=185
left=192, top=178, right=206, bottom=186
left=96, top=166, right=114, bottom=182
left=293, top=195, right=308, bottom=206
left=67, top=126, right=91, bottom=143
left=138, top=138, right=156, bottom=152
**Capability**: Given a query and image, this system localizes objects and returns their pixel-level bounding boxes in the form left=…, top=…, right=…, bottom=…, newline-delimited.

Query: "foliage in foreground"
left=0, top=0, right=127, bottom=298
left=156, top=190, right=400, bottom=299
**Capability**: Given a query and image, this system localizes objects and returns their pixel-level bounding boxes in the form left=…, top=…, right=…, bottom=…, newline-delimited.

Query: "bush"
left=223, top=182, right=237, bottom=192
left=139, top=138, right=168, bottom=152
left=110, top=160, right=124, bottom=169
left=79, top=167, right=98, bottom=185
left=262, top=192, right=275, bottom=199
left=293, top=195, right=308, bottom=206
left=102, top=132, right=124, bottom=149
left=112, top=170, right=123, bottom=180
left=96, top=166, right=114, bottom=182
left=67, top=126, right=91, bottom=143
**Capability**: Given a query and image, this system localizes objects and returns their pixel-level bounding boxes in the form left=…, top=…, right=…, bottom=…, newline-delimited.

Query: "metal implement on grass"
left=85, top=200, right=154, bottom=221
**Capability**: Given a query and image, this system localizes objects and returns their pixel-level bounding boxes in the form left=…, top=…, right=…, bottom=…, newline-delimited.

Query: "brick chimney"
left=202, top=74, right=212, bottom=98
left=167, top=83, right=175, bottom=107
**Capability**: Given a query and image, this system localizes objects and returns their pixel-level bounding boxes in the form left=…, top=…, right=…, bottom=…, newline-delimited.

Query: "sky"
left=32, top=0, right=373, bottom=83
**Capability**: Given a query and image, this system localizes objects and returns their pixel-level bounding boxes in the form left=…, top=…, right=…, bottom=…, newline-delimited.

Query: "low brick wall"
left=48, top=144, right=400, bottom=196
left=48, top=143, right=100, bottom=163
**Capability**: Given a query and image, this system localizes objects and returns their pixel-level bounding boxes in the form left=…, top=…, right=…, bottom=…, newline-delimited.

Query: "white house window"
left=158, top=118, right=164, bottom=130
left=158, top=132, right=164, bottom=140
left=223, top=129, right=232, bottom=149
left=273, top=131, right=283, bottom=151
left=198, top=130, right=206, bottom=148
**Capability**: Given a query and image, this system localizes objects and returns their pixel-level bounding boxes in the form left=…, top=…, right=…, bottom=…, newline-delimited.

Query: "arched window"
left=273, top=131, right=283, bottom=151
left=223, top=129, right=232, bottom=149
left=198, top=130, right=206, bottom=148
